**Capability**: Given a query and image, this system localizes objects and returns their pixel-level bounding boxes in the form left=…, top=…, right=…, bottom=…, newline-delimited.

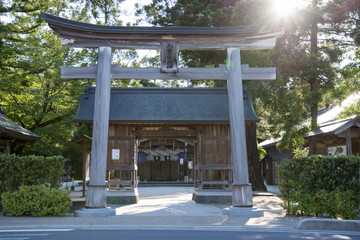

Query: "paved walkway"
left=1, top=186, right=358, bottom=231
left=108, top=186, right=286, bottom=218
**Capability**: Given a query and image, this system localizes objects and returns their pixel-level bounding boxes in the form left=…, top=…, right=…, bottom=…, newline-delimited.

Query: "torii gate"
left=42, top=12, right=284, bottom=217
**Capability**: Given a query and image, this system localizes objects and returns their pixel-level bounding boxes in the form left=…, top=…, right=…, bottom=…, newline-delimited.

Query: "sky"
left=121, top=0, right=152, bottom=26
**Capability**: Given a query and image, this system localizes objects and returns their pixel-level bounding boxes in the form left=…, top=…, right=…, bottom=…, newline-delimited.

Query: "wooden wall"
left=107, top=125, right=135, bottom=170
left=198, top=124, right=230, bottom=166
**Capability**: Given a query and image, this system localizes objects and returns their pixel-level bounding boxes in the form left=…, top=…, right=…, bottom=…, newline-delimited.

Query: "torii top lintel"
left=41, top=12, right=284, bottom=50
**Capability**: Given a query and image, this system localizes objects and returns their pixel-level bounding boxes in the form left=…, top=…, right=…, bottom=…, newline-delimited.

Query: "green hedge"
left=1, top=185, right=71, bottom=216
left=278, top=155, right=360, bottom=219
left=0, top=154, right=66, bottom=195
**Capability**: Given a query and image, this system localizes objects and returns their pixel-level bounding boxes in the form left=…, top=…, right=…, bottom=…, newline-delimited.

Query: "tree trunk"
left=246, top=122, right=267, bottom=191
left=308, top=0, right=319, bottom=155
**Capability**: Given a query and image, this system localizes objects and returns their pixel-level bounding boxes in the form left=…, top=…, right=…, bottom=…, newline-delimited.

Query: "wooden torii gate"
left=42, top=12, right=284, bottom=217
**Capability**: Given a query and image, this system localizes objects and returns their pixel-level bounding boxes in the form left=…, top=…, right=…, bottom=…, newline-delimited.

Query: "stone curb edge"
left=296, top=219, right=360, bottom=232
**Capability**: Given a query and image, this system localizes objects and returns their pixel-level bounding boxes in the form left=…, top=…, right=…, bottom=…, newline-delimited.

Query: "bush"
left=1, top=185, right=72, bottom=216
left=278, top=155, right=360, bottom=219
left=0, top=154, right=66, bottom=195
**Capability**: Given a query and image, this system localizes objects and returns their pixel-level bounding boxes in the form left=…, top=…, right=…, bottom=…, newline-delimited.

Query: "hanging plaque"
left=112, top=149, right=120, bottom=160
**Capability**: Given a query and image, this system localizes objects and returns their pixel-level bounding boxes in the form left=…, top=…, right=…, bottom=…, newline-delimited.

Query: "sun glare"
left=273, top=0, right=297, bottom=17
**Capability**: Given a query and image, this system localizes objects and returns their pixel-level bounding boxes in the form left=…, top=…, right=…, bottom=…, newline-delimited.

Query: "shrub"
left=1, top=185, right=72, bottom=217
left=278, top=155, right=360, bottom=219
left=0, top=154, right=66, bottom=195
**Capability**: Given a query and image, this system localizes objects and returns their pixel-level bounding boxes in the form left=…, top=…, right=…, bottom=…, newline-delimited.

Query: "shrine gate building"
left=74, top=86, right=259, bottom=204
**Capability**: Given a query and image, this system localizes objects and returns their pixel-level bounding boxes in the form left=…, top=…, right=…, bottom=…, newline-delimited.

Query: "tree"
left=247, top=0, right=360, bottom=153
left=0, top=0, right=159, bottom=178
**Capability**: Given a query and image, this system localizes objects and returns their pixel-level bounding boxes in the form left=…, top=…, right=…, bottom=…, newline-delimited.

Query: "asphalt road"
left=1, top=228, right=360, bottom=240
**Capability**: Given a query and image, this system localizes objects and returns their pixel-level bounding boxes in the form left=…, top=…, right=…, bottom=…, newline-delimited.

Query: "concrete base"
left=75, top=207, right=116, bottom=217
left=192, top=189, right=232, bottom=204
left=296, top=219, right=360, bottom=232
left=107, top=189, right=139, bottom=204
left=223, top=206, right=264, bottom=217
left=70, top=200, right=86, bottom=213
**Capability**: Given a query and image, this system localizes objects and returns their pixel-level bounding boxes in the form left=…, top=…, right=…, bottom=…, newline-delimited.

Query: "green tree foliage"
left=0, top=154, right=66, bottom=195
left=278, top=155, right=360, bottom=219
left=1, top=0, right=94, bottom=160
left=0, top=0, right=141, bottom=178
left=244, top=0, right=359, bottom=152
left=2, top=185, right=71, bottom=216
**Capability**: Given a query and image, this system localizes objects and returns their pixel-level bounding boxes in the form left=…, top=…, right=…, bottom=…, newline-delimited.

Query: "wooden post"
left=86, top=46, right=112, bottom=208
left=227, top=48, right=253, bottom=207
left=346, top=128, right=352, bottom=156
left=81, top=142, right=88, bottom=197
left=4, top=140, right=10, bottom=155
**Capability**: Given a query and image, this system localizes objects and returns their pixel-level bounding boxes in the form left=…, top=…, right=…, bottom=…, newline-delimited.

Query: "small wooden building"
left=260, top=115, right=360, bottom=185
left=74, top=86, right=259, bottom=204
left=0, top=108, right=41, bottom=154
left=304, top=115, right=360, bottom=156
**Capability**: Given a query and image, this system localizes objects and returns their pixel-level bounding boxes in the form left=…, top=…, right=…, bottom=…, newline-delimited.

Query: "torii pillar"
left=75, top=46, right=116, bottom=217
left=223, top=48, right=262, bottom=217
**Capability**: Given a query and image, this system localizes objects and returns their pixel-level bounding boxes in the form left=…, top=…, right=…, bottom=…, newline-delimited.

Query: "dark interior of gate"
left=137, top=138, right=194, bottom=182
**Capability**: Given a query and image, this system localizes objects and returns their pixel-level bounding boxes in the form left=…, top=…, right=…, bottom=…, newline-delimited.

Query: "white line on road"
left=0, top=234, right=48, bottom=237
left=0, top=229, right=74, bottom=233
left=0, top=238, right=30, bottom=240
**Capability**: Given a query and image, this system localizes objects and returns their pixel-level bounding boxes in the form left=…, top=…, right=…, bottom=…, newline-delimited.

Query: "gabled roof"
left=74, top=87, right=259, bottom=124
left=259, top=92, right=360, bottom=148
left=305, top=115, right=360, bottom=138
left=0, top=114, right=41, bottom=141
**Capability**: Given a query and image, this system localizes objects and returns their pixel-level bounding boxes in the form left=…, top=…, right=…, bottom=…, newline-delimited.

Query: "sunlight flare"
left=272, top=0, right=297, bottom=17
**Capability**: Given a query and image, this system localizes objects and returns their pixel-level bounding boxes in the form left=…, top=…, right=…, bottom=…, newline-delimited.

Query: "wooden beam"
left=135, top=129, right=198, bottom=138
left=58, top=37, right=279, bottom=50
left=106, top=164, right=135, bottom=170
left=62, top=65, right=276, bottom=80
left=334, top=121, right=360, bottom=135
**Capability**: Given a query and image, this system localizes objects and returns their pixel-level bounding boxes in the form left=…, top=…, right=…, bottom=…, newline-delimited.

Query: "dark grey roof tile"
left=74, top=87, right=259, bottom=123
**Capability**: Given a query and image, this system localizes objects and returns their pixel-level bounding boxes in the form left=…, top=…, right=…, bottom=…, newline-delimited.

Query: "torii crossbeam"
left=42, top=12, right=284, bottom=217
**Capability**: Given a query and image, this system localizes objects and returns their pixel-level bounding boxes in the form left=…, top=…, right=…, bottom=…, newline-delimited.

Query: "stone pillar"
left=224, top=48, right=262, bottom=217
left=76, top=46, right=115, bottom=217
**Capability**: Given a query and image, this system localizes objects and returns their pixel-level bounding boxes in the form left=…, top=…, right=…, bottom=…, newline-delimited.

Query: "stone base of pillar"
left=86, top=185, right=107, bottom=208
left=223, top=206, right=263, bottom=217
left=232, top=184, right=253, bottom=207
left=75, top=207, right=116, bottom=217
left=192, top=189, right=232, bottom=204
left=107, top=188, right=139, bottom=204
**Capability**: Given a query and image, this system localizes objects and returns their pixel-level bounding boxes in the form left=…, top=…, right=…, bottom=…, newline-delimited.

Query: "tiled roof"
left=0, top=114, right=41, bottom=141
left=305, top=115, right=360, bottom=137
left=74, top=87, right=259, bottom=124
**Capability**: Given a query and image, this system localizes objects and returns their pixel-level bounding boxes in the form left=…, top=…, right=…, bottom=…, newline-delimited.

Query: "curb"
left=296, top=218, right=360, bottom=232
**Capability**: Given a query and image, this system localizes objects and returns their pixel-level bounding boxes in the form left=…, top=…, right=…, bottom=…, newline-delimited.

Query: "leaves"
left=278, top=155, right=360, bottom=218
left=0, top=154, right=66, bottom=194
left=1, top=185, right=71, bottom=216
